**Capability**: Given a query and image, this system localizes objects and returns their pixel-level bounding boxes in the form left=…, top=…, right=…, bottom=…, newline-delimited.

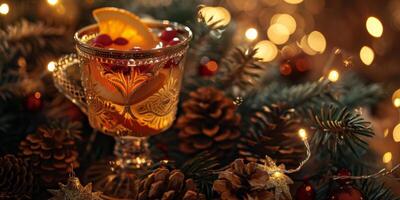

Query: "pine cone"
left=19, top=124, right=80, bottom=187
left=138, top=168, right=206, bottom=200
left=238, top=104, right=304, bottom=169
left=0, top=154, right=34, bottom=199
left=176, top=87, right=241, bottom=156
left=213, top=159, right=272, bottom=200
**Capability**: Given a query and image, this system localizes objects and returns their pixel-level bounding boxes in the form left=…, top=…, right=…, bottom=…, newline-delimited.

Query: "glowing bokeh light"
left=198, top=6, right=231, bottom=28
left=384, top=128, right=389, bottom=138
left=47, top=0, right=59, bottom=6
left=382, top=152, right=392, bottom=163
left=298, top=35, right=317, bottom=55
left=328, top=70, right=339, bottom=82
left=0, top=3, right=9, bottom=15
left=245, top=28, right=258, bottom=41
left=253, top=40, right=278, bottom=62
left=393, top=124, right=400, bottom=142
left=284, top=0, right=304, bottom=5
left=271, top=14, right=297, bottom=34
left=392, top=89, right=400, bottom=107
left=47, top=61, right=56, bottom=72
left=359, top=46, right=374, bottom=66
left=267, top=24, right=290, bottom=45
left=307, top=31, right=326, bottom=53
left=366, top=16, right=383, bottom=38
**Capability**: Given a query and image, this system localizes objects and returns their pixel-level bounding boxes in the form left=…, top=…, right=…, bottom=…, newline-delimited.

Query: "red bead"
left=168, top=37, right=180, bottom=46
left=25, top=92, right=42, bottom=112
left=113, top=37, right=129, bottom=45
left=199, top=60, right=218, bottom=76
left=93, top=34, right=113, bottom=46
left=280, top=63, right=292, bottom=76
left=295, top=182, right=315, bottom=200
left=295, top=57, right=310, bottom=72
left=328, top=185, right=363, bottom=200
left=160, top=27, right=178, bottom=43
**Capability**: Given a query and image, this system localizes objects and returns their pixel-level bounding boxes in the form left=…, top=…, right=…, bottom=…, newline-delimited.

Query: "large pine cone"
left=138, top=168, right=206, bottom=200
left=0, top=154, right=34, bottom=199
left=238, top=104, right=304, bottom=169
left=19, top=125, right=80, bottom=187
left=213, top=159, right=272, bottom=200
left=176, top=87, right=241, bottom=156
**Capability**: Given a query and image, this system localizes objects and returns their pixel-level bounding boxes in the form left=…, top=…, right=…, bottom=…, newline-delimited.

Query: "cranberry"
left=93, top=34, right=113, bottom=47
left=113, top=37, right=129, bottom=45
left=199, top=60, right=218, bottom=76
left=159, top=27, right=178, bottom=43
left=167, top=37, right=180, bottom=46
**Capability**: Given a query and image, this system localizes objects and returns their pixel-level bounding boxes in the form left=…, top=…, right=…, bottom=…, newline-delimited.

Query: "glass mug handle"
left=53, top=54, right=88, bottom=114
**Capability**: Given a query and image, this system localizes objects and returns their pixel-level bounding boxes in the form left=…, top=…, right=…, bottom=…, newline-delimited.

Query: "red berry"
left=113, top=37, right=129, bottom=45
left=168, top=37, right=180, bottom=46
left=280, top=63, right=292, bottom=76
left=160, top=27, right=178, bottom=43
left=199, top=60, right=218, bottom=76
left=25, top=92, right=42, bottom=112
left=93, top=34, right=113, bottom=46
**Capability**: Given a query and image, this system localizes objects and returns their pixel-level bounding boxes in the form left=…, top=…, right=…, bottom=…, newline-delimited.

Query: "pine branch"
left=218, top=46, right=266, bottom=94
left=266, top=79, right=336, bottom=111
left=308, top=105, right=374, bottom=158
left=0, top=19, right=67, bottom=61
left=0, top=72, right=24, bottom=101
left=356, top=179, right=400, bottom=200
left=180, top=151, right=220, bottom=199
left=338, top=81, right=384, bottom=109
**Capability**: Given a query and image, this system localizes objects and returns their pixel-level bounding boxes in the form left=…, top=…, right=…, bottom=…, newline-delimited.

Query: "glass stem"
left=112, top=136, right=152, bottom=171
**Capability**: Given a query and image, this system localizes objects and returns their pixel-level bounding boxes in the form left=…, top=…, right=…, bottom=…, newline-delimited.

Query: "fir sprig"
left=265, top=79, right=336, bottom=111
left=0, top=19, right=67, bottom=61
left=180, top=152, right=219, bottom=199
left=338, top=82, right=384, bottom=109
left=357, top=179, right=400, bottom=200
left=218, top=46, right=265, bottom=94
left=308, top=105, right=374, bottom=158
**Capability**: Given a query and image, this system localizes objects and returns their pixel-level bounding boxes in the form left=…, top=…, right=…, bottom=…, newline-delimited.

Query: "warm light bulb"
left=366, top=16, right=383, bottom=38
left=393, top=124, right=400, bottom=142
left=307, top=31, right=326, bottom=53
left=245, top=28, right=258, bottom=41
left=382, top=152, right=392, bottom=163
left=0, top=3, right=9, bottom=15
left=359, top=46, right=374, bottom=66
left=298, top=35, right=317, bottom=55
left=198, top=6, right=231, bottom=28
left=271, top=14, right=297, bottom=34
left=253, top=40, right=278, bottom=62
left=47, top=61, right=56, bottom=72
left=284, top=0, right=304, bottom=4
left=273, top=171, right=282, bottom=177
left=298, top=128, right=307, bottom=139
left=328, top=70, right=339, bottom=82
left=267, top=24, right=290, bottom=45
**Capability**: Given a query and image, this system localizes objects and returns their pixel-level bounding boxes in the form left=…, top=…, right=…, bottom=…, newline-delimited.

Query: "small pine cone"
left=238, top=104, right=304, bottom=169
left=213, top=159, right=273, bottom=200
left=138, top=168, right=206, bottom=200
left=176, top=87, right=241, bottom=156
left=0, top=154, right=34, bottom=199
left=19, top=127, right=80, bottom=187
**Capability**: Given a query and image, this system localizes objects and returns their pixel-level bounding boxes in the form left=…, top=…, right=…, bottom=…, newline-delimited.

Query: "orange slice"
left=92, top=7, right=158, bottom=50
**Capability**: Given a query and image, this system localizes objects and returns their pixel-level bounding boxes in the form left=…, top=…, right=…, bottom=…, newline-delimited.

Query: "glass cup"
left=53, top=20, right=192, bottom=199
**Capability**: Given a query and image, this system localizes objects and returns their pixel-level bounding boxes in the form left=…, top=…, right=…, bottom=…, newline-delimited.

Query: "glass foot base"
left=84, top=136, right=152, bottom=200
left=84, top=158, right=148, bottom=200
